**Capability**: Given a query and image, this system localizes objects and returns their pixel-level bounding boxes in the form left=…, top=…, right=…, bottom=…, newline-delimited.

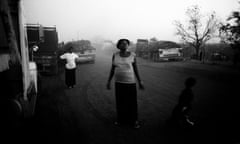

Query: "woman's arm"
left=106, top=54, right=115, bottom=90
left=132, top=57, right=144, bottom=90
left=60, top=53, right=66, bottom=59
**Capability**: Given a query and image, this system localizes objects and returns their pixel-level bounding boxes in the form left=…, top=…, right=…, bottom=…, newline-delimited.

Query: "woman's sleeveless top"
left=113, top=52, right=136, bottom=83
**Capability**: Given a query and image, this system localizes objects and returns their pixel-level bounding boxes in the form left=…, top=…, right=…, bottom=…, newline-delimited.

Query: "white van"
left=159, top=47, right=183, bottom=61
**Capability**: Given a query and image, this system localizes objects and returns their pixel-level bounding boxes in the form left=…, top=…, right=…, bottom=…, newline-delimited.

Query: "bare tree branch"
left=174, top=5, right=219, bottom=59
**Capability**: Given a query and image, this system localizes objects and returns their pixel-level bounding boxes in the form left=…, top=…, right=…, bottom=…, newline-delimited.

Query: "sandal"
left=134, top=121, right=141, bottom=129
left=114, top=121, right=120, bottom=126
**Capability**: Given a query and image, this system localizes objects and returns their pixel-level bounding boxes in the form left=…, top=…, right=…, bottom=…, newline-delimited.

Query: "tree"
left=219, top=4, right=240, bottom=65
left=174, top=5, right=219, bottom=61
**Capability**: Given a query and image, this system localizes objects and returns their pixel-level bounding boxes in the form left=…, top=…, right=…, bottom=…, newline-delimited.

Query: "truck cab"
left=26, top=24, right=59, bottom=74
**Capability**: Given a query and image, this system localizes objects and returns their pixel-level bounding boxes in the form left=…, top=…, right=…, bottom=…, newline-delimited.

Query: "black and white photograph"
left=1, top=0, right=240, bottom=143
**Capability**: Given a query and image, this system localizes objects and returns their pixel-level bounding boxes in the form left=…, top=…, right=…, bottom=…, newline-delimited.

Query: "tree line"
left=174, top=4, right=240, bottom=65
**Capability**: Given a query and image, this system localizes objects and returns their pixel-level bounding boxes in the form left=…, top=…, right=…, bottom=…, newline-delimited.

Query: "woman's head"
left=68, top=46, right=74, bottom=52
left=116, top=39, right=130, bottom=50
left=185, top=77, right=196, bottom=88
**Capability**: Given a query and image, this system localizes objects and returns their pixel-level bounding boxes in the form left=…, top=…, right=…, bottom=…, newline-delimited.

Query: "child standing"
left=171, top=77, right=197, bottom=127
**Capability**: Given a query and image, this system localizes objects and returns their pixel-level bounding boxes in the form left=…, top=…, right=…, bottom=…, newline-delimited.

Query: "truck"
left=67, top=40, right=96, bottom=64
left=157, top=41, right=183, bottom=61
left=0, top=0, right=38, bottom=127
left=75, top=48, right=96, bottom=64
left=26, top=24, right=59, bottom=74
left=136, top=39, right=183, bottom=61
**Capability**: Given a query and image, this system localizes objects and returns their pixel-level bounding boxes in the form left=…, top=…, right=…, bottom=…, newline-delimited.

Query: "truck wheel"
left=7, top=99, right=22, bottom=118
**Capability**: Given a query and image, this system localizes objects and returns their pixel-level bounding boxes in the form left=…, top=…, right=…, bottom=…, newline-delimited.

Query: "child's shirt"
left=178, top=88, right=194, bottom=108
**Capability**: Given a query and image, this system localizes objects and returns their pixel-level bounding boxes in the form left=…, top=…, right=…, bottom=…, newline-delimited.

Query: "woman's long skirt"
left=115, top=82, right=138, bottom=126
left=65, top=68, right=76, bottom=87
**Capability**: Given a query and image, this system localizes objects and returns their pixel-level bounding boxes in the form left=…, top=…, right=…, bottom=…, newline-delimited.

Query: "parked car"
left=158, top=47, right=183, bottom=61
left=76, top=52, right=95, bottom=64
left=211, top=52, right=229, bottom=61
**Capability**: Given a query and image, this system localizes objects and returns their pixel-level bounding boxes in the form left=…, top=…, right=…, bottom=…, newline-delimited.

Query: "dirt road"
left=19, top=51, right=240, bottom=144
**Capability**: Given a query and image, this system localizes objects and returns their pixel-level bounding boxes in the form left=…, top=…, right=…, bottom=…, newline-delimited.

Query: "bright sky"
left=23, top=0, right=239, bottom=43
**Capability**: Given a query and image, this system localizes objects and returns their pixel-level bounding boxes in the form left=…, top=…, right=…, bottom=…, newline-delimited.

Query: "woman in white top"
left=106, top=39, right=144, bottom=128
left=60, top=46, right=79, bottom=88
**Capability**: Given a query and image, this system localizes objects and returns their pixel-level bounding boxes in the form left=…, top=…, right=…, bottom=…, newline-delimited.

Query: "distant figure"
left=60, top=46, right=79, bottom=88
left=171, top=77, right=197, bottom=127
left=106, top=38, right=144, bottom=129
